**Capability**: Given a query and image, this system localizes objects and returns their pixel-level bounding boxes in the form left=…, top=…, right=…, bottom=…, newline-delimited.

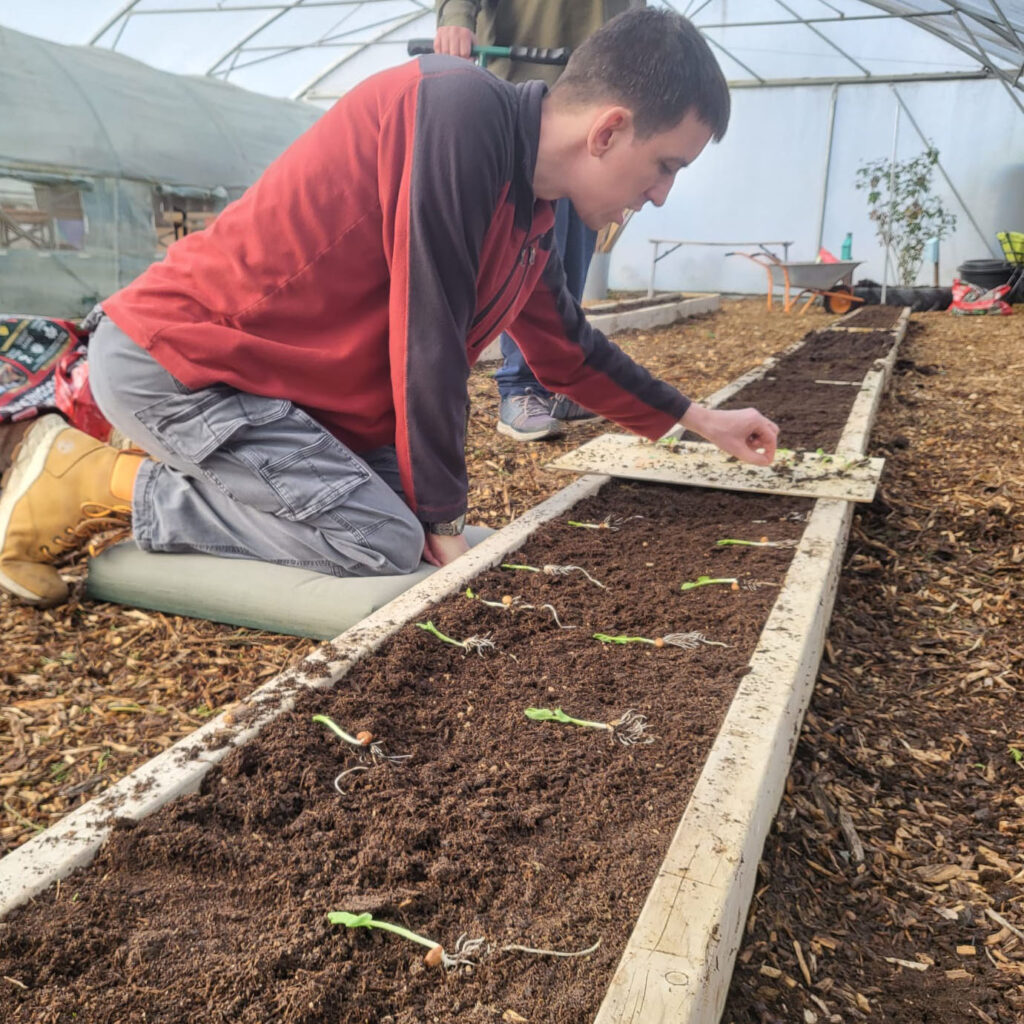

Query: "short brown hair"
left=551, top=8, right=730, bottom=141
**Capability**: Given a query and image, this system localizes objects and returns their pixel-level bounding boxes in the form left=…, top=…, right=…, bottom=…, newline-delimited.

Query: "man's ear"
left=587, top=105, right=634, bottom=158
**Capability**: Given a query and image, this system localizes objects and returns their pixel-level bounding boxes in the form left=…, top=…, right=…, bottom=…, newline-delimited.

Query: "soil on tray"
left=0, top=484, right=808, bottom=1024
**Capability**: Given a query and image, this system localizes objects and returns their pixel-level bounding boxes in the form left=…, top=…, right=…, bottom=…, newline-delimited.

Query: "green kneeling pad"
left=86, top=526, right=494, bottom=640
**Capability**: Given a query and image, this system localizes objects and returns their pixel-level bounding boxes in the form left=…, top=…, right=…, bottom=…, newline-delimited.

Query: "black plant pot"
left=956, top=259, right=1015, bottom=291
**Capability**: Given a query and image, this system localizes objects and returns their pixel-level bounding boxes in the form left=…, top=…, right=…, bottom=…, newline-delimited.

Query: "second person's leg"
left=493, top=199, right=601, bottom=442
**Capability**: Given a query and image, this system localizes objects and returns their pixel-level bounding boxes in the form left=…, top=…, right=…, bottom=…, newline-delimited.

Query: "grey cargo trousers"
left=87, top=317, right=425, bottom=576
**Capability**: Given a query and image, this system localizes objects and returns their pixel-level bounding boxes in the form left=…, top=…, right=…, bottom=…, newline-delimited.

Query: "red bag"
left=950, top=278, right=1013, bottom=316
left=54, top=347, right=112, bottom=441
left=0, top=314, right=113, bottom=439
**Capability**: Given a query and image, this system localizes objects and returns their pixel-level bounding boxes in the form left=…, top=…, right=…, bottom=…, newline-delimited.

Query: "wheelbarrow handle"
left=406, top=40, right=571, bottom=65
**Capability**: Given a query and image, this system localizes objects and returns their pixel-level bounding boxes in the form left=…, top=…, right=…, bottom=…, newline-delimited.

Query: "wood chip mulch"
left=2, top=298, right=1021, bottom=1020
left=725, top=310, right=1024, bottom=1023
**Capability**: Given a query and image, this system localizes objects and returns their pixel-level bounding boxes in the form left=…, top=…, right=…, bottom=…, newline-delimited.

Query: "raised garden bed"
left=0, top=314, right=908, bottom=1022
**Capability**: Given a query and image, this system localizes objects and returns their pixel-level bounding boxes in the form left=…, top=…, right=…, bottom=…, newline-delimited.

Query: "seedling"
left=716, top=537, right=796, bottom=548
left=680, top=575, right=778, bottom=593
left=327, top=912, right=482, bottom=970
left=501, top=562, right=606, bottom=589
left=313, top=714, right=409, bottom=765
left=1010, top=746, right=1023, bottom=767
left=525, top=706, right=653, bottom=746
left=594, top=631, right=729, bottom=650
left=313, top=714, right=410, bottom=793
left=416, top=619, right=495, bottom=655
left=327, top=911, right=601, bottom=971
left=680, top=575, right=739, bottom=592
left=465, top=587, right=575, bottom=629
left=566, top=514, right=644, bottom=531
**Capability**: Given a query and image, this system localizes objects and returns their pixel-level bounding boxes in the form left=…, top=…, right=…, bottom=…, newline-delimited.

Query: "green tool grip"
left=406, top=40, right=570, bottom=65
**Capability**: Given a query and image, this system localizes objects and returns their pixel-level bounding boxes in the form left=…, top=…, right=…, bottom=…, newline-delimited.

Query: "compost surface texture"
left=0, top=309, right=880, bottom=1021
left=2, top=299, right=1021, bottom=1021
left=724, top=314, right=1024, bottom=1024
left=1, top=482, right=806, bottom=1023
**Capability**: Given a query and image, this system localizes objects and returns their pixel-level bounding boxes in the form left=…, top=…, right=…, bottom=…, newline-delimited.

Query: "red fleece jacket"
left=104, top=56, right=690, bottom=523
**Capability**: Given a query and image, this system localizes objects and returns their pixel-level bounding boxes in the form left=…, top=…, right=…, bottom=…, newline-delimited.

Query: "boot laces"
left=40, top=503, right=132, bottom=560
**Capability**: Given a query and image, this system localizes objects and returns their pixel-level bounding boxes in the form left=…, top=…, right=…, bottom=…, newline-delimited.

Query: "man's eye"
left=660, top=162, right=674, bottom=175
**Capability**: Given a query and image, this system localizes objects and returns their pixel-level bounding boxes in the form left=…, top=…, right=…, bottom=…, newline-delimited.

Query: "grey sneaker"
left=497, top=390, right=563, bottom=442
left=549, top=394, right=601, bottom=423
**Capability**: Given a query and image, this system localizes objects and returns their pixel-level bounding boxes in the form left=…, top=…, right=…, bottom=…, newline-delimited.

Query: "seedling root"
left=610, top=709, right=654, bottom=747
left=661, top=631, right=730, bottom=650
left=501, top=937, right=602, bottom=958
left=333, top=765, right=370, bottom=793
left=542, top=564, right=606, bottom=588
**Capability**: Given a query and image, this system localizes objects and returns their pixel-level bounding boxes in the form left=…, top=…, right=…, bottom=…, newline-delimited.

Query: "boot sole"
left=496, top=420, right=564, bottom=442
left=0, top=414, right=68, bottom=604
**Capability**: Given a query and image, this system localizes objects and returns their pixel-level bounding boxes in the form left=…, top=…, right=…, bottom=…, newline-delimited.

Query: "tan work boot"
left=0, top=415, right=137, bottom=607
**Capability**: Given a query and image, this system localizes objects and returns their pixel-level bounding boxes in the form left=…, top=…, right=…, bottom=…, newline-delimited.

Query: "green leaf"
left=525, top=707, right=571, bottom=723
left=328, top=911, right=374, bottom=928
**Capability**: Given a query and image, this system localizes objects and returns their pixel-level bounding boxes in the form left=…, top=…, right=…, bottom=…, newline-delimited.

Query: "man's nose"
left=644, top=180, right=673, bottom=207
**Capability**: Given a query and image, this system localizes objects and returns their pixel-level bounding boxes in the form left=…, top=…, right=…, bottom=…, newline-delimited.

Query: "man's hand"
left=433, top=25, right=476, bottom=59
left=680, top=404, right=779, bottom=466
left=422, top=531, right=470, bottom=567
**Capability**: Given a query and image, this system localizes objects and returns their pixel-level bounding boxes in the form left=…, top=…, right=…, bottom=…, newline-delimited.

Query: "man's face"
left=571, top=107, right=714, bottom=230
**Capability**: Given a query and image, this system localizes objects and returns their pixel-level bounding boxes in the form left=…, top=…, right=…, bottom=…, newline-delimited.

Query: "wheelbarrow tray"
left=767, top=260, right=861, bottom=290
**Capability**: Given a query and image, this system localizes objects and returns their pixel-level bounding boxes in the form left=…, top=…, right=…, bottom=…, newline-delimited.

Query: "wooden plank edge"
left=592, top=310, right=909, bottom=1023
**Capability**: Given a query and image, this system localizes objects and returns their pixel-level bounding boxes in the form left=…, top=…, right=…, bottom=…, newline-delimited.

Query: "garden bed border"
left=595, top=307, right=910, bottom=1024
left=0, top=308, right=907, bottom=1024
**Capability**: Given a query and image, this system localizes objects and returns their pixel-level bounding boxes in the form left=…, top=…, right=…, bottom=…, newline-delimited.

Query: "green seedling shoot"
left=566, top=514, right=644, bottom=531
left=680, top=575, right=778, bottom=593
left=716, top=536, right=796, bottom=548
left=680, top=575, right=739, bottom=592
left=313, top=714, right=410, bottom=793
left=1010, top=746, right=1023, bottom=767
left=327, top=911, right=481, bottom=969
left=416, top=619, right=495, bottom=655
left=525, top=706, right=653, bottom=747
left=465, top=587, right=574, bottom=629
left=501, top=562, right=605, bottom=588
left=593, top=631, right=729, bottom=650
left=328, top=911, right=601, bottom=971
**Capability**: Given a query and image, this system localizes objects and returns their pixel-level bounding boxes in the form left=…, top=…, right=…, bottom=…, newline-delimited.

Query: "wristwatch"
left=425, top=513, right=466, bottom=536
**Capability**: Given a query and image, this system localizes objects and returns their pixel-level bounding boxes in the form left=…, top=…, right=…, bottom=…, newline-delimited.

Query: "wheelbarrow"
left=727, top=250, right=864, bottom=314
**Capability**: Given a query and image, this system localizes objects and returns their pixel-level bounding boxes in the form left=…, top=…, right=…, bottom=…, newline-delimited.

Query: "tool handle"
left=406, top=40, right=570, bottom=65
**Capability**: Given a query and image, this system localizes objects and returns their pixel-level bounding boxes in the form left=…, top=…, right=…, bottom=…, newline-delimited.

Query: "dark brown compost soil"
left=838, top=305, right=905, bottom=330
left=0, top=321, right=898, bottom=1023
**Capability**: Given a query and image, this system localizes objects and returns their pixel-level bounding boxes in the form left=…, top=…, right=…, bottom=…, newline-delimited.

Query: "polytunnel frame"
left=80, top=0, right=1024, bottom=106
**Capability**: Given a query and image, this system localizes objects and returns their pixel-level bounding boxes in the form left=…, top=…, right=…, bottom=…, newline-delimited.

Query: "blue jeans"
left=493, top=198, right=597, bottom=400
left=87, top=317, right=424, bottom=577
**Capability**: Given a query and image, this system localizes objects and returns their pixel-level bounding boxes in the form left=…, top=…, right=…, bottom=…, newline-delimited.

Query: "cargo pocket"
left=135, top=386, right=293, bottom=464
left=259, top=432, right=371, bottom=522
left=134, top=387, right=371, bottom=523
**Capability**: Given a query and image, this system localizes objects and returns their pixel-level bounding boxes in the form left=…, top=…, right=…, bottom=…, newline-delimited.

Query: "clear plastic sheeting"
left=0, top=1, right=1018, bottom=102
left=0, top=23, right=321, bottom=317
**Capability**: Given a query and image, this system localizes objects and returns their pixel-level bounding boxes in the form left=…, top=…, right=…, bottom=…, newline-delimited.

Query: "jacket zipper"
left=471, top=237, right=539, bottom=348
